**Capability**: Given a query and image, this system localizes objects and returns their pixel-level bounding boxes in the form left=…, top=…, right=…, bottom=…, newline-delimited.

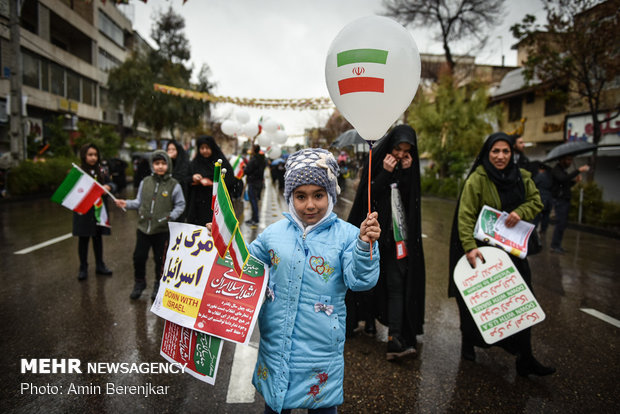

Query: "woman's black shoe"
left=461, top=340, right=476, bottom=361
left=77, top=270, right=88, bottom=281
left=516, top=355, right=556, bottom=377
left=96, top=265, right=113, bottom=275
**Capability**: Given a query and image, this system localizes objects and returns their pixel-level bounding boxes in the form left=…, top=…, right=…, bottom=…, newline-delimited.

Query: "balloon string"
left=368, top=143, right=373, bottom=260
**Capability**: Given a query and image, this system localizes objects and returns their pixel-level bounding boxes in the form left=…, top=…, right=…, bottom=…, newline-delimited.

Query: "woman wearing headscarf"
left=347, top=124, right=426, bottom=361
left=73, top=143, right=116, bottom=280
left=448, top=132, right=555, bottom=377
left=186, top=135, right=241, bottom=226
left=166, top=140, right=191, bottom=220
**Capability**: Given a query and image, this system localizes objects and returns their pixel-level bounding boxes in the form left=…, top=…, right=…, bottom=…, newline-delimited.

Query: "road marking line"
left=14, top=233, right=73, bottom=255
left=580, top=308, right=620, bottom=328
left=226, top=343, right=258, bottom=403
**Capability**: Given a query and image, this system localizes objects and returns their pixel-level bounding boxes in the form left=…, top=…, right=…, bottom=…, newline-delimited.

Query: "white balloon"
left=221, top=119, right=240, bottom=137
left=257, top=132, right=273, bottom=148
left=263, top=119, right=278, bottom=134
left=272, top=130, right=288, bottom=145
left=243, top=122, right=259, bottom=138
left=266, top=145, right=282, bottom=159
left=325, top=16, right=421, bottom=142
left=235, top=109, right=250, bottom=125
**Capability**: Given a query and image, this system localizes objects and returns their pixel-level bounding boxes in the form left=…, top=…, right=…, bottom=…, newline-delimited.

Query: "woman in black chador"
left=73, top=143, right=115, bottom=280
left=186, top=135, right=241, bottom=226
left=448, top=132, right=555, bottom=377
left=347, top=124, right=426, bottom=361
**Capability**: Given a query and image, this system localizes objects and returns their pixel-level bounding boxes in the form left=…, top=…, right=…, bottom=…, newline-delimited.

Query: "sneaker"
left=130, top=281, right=147, bottom=300
left=245, top=219, right=258, bottom=227
left=386, top=336, right=417, bottom=361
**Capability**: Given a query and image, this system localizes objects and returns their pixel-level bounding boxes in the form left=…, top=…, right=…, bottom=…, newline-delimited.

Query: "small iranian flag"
left=212, top=162, right=239, bottom=257
left=94, top=197, right=110, bottom=227
left=51, top=165, right=106, bottom=214
left=230, top=155, right=246, bottom=179
left=336, top=48, right=388, bottom=95
left=212, top=160, right=250, bottom=277
left=228, top=229, right=250, bottom=277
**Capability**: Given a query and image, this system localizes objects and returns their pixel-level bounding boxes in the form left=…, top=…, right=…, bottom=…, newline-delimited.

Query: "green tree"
left=107, top=7, right=215, bottom=146
left=511, top=0, right=620, bottom=148
left=407, top=76, right=500, bottom=178
left=383, top=0, right=505, bottom=73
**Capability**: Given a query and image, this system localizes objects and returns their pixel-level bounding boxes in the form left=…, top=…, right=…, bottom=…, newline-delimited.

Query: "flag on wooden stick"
left=51, top=165, right=106, bottom=214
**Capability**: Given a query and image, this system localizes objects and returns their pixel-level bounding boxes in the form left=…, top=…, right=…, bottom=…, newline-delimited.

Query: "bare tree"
left=382, top=0, right=505, bottom=73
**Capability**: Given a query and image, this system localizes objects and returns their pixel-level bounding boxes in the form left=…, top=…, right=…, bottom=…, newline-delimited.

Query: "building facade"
left=0, top=0, right=141, bottom=158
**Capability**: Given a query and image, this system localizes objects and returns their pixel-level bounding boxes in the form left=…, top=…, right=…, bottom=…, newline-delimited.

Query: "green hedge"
left=7, top=158, right=75, bottom=196
left=570, top=182, right=620, bottom=230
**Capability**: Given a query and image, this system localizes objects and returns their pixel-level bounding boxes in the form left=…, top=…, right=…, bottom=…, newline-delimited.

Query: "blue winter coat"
left=248, top=212, right=380, bottom=413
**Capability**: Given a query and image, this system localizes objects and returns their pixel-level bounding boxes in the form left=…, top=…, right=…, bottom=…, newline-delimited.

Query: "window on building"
left=50, top=63, right=65, bottom=96
left=98, top=10, right=124, bottom=47
left=98, top=48, right=121, bottom=72
left=525, top=92, right=535, bottom=104
left=544, top=94, right=565, bottom=116
left=22, top=50, right=39, bottom=89
left=508, top=97, right=523, bottom=122
left=41, top=60, right=49, bottom=92
left=82, top=78, right=96, bottom=106
left=67, top=70, right=81, bottom=101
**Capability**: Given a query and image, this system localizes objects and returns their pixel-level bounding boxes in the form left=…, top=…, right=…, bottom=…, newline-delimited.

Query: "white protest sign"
left=151, top=222, right=269, bottom=345
left=453, top=246, right=545, bottom=344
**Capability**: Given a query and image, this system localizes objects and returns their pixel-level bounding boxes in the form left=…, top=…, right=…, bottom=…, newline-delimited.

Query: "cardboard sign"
left=453, top=246, right=545, bottom=344
left=151, top=222, right=269, bottom=345
left=160, top=320, right=223, bottom=385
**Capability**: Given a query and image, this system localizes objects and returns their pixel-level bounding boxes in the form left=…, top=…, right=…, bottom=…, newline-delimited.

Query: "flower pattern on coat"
left=269, top=249, right=280, bottom=270
left=309, top=256, right=335, bottom=282
left=304, top=371, right=329, bottom=404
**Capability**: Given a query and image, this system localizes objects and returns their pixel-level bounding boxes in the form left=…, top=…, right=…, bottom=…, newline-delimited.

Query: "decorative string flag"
left=211, top=160, right=249, bottom=277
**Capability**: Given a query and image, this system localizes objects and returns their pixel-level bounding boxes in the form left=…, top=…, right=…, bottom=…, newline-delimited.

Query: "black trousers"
left=133, top=230, right=169, bottom=285
left=385, top=257, right=406, bottom=337
left=78, top=234, right=104, bottom=271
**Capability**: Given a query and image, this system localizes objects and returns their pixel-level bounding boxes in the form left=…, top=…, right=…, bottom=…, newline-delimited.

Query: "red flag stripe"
left=338, top=77, right=384, bottom=95
left=74, top=186, right=105, bottom=214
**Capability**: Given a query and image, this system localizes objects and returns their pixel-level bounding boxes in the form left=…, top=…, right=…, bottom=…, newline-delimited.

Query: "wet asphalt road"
left=1, top=176, right=619, bottom=414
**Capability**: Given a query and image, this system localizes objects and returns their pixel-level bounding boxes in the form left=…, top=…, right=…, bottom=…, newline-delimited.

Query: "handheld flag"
left=230, top=155, right=246, bottom=179
left=211, top=161, right=250, bottom=277
left=94, top=197, right=110, bottom=227
left=51, top=166, right=106, bottom=214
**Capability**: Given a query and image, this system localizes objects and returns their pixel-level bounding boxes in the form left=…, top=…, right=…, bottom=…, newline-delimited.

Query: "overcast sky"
left=119, top=0, right=546, bottom=139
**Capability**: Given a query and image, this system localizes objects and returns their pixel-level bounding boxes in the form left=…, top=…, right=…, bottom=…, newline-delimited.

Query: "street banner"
left=160, top=320, right=223, bottom=385
left=474, top=205, right=535, bottom=258
left=453, top=246, right=545, bottom=344
left=151, top=222, right=268, bottom=345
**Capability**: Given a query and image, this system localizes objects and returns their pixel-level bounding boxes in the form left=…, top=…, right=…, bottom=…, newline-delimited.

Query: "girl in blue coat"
left=249, top=148, right=380, bottom=414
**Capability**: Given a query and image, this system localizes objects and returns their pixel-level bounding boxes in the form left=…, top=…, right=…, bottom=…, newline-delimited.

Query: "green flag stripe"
left=234, top=230, right=249, bottom=258
left=217, top=178, right=239, bottom=231
left=337, top=49, right=388, bottom=66
left=51, top=167, right=83, bottom=203
left=213, top=163, right=221, bottom=183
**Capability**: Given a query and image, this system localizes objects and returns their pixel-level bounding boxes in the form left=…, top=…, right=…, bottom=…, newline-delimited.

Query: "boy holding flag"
left=115, top=150, right=185, bottom=300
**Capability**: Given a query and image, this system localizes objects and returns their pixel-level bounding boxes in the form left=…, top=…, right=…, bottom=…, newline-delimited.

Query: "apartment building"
left=0, top=0, right=144, bottom=155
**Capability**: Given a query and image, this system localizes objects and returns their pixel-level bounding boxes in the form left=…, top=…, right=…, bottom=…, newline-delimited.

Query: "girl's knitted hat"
left=284, top=148, right=340, bottom=203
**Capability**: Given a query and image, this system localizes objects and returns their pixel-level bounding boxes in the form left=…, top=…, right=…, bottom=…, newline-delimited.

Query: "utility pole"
left=9, top=0, right=24, bottom=164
